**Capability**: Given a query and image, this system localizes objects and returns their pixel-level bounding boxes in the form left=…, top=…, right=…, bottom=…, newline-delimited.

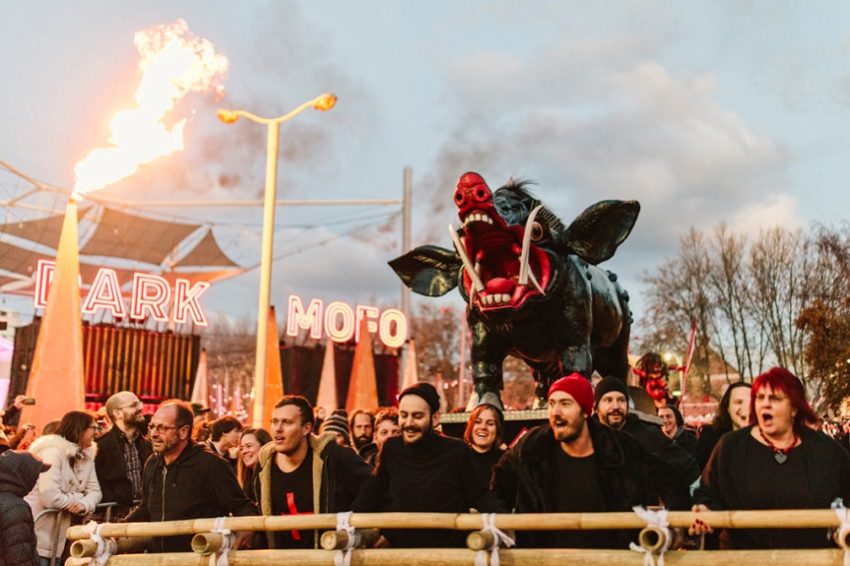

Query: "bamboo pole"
left=61, top=548, right=849, bottom=566
left=130, top=328, right=141, bottom=395
left=638, top=526, right=668, bottom=553
left=83, top=324, right=93, bottom=390
left=466, top=530, right=495, bottom=552
left=191, top=533, right=228, bottom=555
left=319, top=529, right=380, bottom=550
left=168, top=333, right=178, bottom=398
left=106, top=326, right=117, bottom=394
left=97, top=326, right=108, bottom=394
left=69, top=536, right=152, bottom=558
left=66, top=510, right=850, bottom=542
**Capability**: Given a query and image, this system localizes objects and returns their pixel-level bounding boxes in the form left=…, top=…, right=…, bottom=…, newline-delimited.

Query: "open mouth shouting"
left=449, top=172, right=551, bottom=313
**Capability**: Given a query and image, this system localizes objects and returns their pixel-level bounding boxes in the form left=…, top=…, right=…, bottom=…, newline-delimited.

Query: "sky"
left=2, top=1, right=850, bottom=343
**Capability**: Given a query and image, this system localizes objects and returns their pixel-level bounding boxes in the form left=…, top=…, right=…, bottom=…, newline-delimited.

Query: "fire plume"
left=73, top=19, right=228, bottom=197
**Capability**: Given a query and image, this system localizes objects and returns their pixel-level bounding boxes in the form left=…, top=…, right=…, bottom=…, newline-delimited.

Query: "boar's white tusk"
left=448, top=223, right=485, bottom=292
left=518, top=205, right=544, bottom=286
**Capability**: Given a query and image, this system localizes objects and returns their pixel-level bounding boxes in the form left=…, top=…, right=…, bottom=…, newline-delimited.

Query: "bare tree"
left=706, top=224, right=762, bottom=379
left=641, top=228, right=716, bottom=395
left=748, top=228, right=815, bottom=376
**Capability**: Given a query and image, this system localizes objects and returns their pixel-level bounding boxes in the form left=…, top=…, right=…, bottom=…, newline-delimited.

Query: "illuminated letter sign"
left=324, top=301, right=355, bottom=343
left=81, top=268, right=126, bottom=318
left=285, top=294, right=407, bottom=348
left=34, top=261, right=209, bottom=326
left=172, top=279, right=211, bottom=327
left=379, top=309, right=407, bottom=348
left=130, top=274, right=171, bottom=322
left=286, top=295, right=324, bottom=339
left=34, top=259, right=56, bottom=309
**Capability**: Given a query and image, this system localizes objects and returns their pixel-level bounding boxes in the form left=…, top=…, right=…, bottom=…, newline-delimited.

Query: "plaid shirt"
left=119, top=428, right=144, bottom=503
left=93, top=428, right=144, bottom=523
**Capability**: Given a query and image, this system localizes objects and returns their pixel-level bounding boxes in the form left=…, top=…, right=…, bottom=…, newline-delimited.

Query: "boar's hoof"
left=466, top=390, right=504, bottom=412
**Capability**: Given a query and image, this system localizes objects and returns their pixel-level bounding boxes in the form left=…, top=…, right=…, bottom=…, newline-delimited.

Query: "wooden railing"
left=64, top=510, right=850, bottom=565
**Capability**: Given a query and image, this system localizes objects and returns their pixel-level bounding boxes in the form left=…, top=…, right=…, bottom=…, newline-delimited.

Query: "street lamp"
left=218, top=93, right=337, bottom=428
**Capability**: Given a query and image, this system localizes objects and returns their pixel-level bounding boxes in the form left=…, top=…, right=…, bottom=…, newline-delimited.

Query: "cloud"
left=414, top=33, right=792, bottom=261
left=729, top=193, right=803, bottom=236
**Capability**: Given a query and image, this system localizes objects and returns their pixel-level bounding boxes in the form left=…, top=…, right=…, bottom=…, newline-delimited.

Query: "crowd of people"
left=1, top=366, right=849, bottom=564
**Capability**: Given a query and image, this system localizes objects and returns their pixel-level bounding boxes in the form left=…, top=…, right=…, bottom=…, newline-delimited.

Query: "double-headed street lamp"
left=218, top=93, right=336, bottom=428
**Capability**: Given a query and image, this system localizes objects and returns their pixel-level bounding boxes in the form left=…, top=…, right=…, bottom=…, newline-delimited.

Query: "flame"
left=73, top=19, right=228, bottom=198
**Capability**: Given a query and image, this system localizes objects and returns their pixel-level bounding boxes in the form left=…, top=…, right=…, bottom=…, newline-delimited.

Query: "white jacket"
left=25, top=434, right=101, bottom=558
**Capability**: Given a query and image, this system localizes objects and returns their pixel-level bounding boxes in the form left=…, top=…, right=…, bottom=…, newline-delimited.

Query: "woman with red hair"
left=691, top=367, right=850, bottom=549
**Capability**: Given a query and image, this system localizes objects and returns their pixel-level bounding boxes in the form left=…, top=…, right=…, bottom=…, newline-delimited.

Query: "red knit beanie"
left=547, top=373, right=594, bottom=416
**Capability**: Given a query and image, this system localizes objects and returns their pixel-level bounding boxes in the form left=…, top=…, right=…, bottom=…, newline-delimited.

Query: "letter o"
left=379, top=309, right=407, bottom=348
left=325, top=301, right=355, bottom=343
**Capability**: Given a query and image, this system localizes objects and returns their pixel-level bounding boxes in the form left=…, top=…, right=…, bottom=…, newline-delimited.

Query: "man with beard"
left=594, top=376, right=700, bottom=501
left=126, top=400, right=258, bottom=553
left=94, top=391, right=152, bottom=522
left=349, top=409, right=378, bottom=466
left=352, top=382, right=505, bottom=547
left=254, top=396, right=371, bottom=549
left=492, top=374, right=663, bottom=548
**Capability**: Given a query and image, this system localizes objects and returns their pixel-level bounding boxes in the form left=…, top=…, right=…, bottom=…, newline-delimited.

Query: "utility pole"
left=401, top=167, right=412, bottom=322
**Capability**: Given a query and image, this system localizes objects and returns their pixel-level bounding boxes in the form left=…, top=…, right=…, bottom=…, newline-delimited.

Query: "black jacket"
left=492, top=418, right=672, bottom=548
left=126, top=441, right=259, bottom=553
left=671, top=428, right=698, bottom=457
left=695, top=426, right=850, bottom=549
left=94, top=426, right=152, bottom=507
left=0, top=451, right=43, bottom=566
left=617, top=413, right=701, bottom=485
left=353, top=432, right=506, bottom=547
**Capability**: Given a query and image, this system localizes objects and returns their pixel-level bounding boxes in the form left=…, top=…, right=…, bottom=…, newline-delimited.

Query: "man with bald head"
left=94, top=391, right=151, bottom=521
left=126, top=400, right=259, bottom=553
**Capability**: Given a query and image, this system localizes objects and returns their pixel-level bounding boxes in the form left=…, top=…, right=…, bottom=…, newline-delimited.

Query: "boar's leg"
left=468, top=320, right=509, bottom=410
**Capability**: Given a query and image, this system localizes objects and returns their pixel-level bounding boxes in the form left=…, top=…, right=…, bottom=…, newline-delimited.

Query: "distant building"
left=0, top=308, right=20, bottom=341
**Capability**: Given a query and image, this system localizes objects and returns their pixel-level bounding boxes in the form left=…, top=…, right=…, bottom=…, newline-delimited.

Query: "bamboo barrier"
left=69, top=536, right=152, bottom=558
left=65, top=510, right=850, bottom=541
left=638, top=526, right=668, bottom=553
left=62, top=548, right=849, bottom=566
left=320, top=529, right=381, bottom=550
left=190, top=533, right=227, bottom=555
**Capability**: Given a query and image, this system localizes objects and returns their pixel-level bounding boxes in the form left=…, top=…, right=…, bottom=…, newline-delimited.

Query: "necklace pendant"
left=774, top=451, right=788, bottom=464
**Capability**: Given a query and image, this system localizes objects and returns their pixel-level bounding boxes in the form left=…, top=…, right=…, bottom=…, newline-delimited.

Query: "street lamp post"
left=218, top=93, right=336, bottom=428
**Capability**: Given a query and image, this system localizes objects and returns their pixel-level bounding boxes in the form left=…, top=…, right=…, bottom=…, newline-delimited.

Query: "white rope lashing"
left=334, top=511, right=358, bottom=566
left=84, top=521, right=116, bottom=566
left=832, top=499, right=850, bottom=566
left=473, top=513, right=515, bottom=566
left=629, top=506, right=672, bottom=566
left=209, top=516, right=234, bottom=566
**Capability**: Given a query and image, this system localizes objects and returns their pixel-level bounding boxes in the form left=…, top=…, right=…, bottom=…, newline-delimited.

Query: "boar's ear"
left=389, top=245, right=462, bottom=297
left=562, top=200, right=640, bottom=265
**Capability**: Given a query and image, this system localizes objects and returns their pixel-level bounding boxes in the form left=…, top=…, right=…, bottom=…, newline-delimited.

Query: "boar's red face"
left=452, top=172, right=553, bottom=314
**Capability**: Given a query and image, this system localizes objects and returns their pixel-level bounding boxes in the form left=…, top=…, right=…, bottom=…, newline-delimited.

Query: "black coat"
left=617, top=413, right=701, bottom=486
left=695, top=426, right=850, bottom=549
left=491, top=418, right=668, bottom=548
left=0, top=451, right=44, bottom=566
left=126, top=442, right=259, bottom=553
left=352, top=432, right=506, bottom=547
left=94, top=426, right=152, bottom=507
left=671, top=428, right=698, bottom=457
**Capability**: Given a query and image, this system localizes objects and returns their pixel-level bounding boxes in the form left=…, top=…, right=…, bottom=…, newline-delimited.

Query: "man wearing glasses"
left=126, top=400, right=259, bottom=553
left=94, top=391, right=152, bottom=522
